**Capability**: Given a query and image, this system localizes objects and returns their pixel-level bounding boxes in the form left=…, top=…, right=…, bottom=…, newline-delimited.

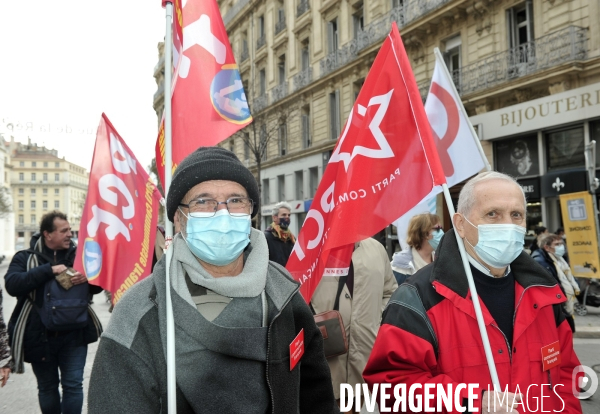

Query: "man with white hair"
left=264, top=201, right=296, bottom=266
left=363, top=171, right=582, bottom=413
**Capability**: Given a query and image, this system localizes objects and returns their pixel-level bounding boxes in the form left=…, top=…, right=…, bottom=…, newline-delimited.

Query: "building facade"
left=154, top=0, right=600, bottom=249
left=8, top=138, right=89, bottom=248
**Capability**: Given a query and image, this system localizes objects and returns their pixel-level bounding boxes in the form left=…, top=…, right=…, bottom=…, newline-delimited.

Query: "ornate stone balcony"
left=275, top=18, right=286, bottom=35
left=293, top=67, right=313, bottom=91
left=253, top=94, right=268, bottom=113
left=256, top=34, right=266, bottom=50
left=320, top=43, right=359, bottom=77
left=271, top=82, right=288, bottom=103
left=223, top=0, right=251, bottom=26
left=296, top=0, right=310, bottom=18
left=457, top=26, right=588, bottom=96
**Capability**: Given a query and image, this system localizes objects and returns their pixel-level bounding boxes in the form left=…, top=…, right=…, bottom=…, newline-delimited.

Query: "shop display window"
left=546, top=127, right=584, bottom=170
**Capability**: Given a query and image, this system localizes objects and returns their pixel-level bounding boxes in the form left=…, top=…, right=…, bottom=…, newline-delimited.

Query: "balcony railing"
left=240, top=46, right=249, bottom=62
left=457, top=26, right=588, bottom=96
left=223, top=0, right=251, bottom=26
left=320, top=43, right=358, bottom=77
left=256, top=34, right=266, bottom=50
left=272, top=82, right=288, bottom=103
left=297, top=0, right=310, bottom=18
left=275, top=18, right=286, bottom=35
left=353, top=5, right=404, bottom=54
left=293, top=67, right=313, bottom=91
left=404, top=0, right=451, bottom=25
left=253, top=94, right=268, bottom=113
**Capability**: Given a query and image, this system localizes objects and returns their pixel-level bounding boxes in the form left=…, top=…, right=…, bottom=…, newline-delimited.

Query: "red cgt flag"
left=286, top=23, right=446, bottom=302
left=155, top=0, right=252, bottom=187
left=74, top=114, right=163, bottom=305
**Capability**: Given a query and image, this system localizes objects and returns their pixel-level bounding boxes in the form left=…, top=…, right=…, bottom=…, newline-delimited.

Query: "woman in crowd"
left=390, top=213, right=443, bottom=285
left=532, top=233, right=579, bottom=332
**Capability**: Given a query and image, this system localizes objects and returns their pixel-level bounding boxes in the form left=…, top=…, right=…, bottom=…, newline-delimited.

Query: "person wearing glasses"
left=390, top=213, right=443, bottom=285
left=88, top=147, right=338, bottom=414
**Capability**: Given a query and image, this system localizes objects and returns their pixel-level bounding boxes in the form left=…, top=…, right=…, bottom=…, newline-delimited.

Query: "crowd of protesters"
left=0, top=148, right=588, bottom=413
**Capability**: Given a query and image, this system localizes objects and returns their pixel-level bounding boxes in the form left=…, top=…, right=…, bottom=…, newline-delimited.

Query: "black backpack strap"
left=308, top=273, right=348, bottom=313
left=333, top=275, right=347, bottom=311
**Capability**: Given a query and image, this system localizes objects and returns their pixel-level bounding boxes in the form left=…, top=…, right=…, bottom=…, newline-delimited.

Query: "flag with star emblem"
left=286, top=23, right=446, bottom=302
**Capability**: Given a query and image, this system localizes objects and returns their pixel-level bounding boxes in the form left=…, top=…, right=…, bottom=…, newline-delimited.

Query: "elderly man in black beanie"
left=88, top=147, right=338, bottom=414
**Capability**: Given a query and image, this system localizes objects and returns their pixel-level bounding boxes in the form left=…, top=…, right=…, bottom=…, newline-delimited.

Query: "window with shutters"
left=327, top=19, right=338, bottom=54
left=507, top=1, right=534, bottom=74
left=301, top=105, right=311, bottom=148
left=329, top=90, right=341, bottom=139
left=443, top=35, right=462, bottom=93
left=295, top=170, right=304, bottom=200
left=278, top=123, right=287, bottom=156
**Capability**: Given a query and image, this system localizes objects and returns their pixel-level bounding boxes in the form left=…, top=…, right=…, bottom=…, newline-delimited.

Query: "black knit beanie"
left=166, top=147, right=259, bottom=221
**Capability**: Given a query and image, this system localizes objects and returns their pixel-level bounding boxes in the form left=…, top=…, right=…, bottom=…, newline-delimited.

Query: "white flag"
left=393, top=48, right=489, bottom=247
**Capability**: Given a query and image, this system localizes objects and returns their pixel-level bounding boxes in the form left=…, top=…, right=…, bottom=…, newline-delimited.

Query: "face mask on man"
left=554, top=244, right=566, bottom=257
left=428, top=228, right=444, bottom=250
left=182, top=209, right=251, bottom=266
left=278, top=218, right=290, bottom=230
left=462, top=215, right=526, bottom=268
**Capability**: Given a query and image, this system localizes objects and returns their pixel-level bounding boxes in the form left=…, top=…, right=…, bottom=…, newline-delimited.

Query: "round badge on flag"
left=82, top=238, right=103, bottom=281
left=210, top=64, right=252, bottom=124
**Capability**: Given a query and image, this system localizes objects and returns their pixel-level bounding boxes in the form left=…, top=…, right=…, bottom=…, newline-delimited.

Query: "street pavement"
left=0, top=258, right=599, bottom=413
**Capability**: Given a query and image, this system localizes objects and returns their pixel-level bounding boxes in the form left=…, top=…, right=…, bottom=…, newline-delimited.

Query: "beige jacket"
left=311, top=238, right=397, bottom=399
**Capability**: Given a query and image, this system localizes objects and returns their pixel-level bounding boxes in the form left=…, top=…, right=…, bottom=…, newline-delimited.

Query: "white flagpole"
left=441, top=184, right=501, bottom=391
left=163, top=2, right=177, bottom=412
left=433, top=48, right=492, bottom=172
left=432, top=47, right=499, bottom=390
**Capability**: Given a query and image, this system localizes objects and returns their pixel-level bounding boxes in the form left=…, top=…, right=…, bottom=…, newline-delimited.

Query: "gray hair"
left=272, top=201, right=292, bottom=216
left=457, top=171, right=526, bottom=217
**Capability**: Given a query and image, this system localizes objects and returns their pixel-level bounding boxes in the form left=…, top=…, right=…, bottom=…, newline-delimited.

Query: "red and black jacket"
left=363, top=229, right=582, bottom=413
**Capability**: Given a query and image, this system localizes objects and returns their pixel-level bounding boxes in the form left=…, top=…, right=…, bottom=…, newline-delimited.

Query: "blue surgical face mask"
left=428, top=229, right=444, bottom=250
left=182, top=208, right=251, bottom=266
left=463, top=215, right=526, bottom=269
left=554, top=244, right=565, bottom=257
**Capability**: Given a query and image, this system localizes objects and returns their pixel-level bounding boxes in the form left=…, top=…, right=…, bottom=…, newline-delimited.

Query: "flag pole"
left=441, top=183, right=501, bottom=391
left=433, top=48, right=491, bottom=172
left=163, top=1, right=177, bottom=412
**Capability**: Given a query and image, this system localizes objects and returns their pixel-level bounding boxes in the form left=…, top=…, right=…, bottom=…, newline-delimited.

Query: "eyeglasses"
left=432, top=225, right=443, bottom=232
left=179, top=197, right=254, bottom=217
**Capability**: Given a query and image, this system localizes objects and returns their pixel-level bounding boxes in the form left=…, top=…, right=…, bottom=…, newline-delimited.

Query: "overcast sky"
left=0, top=1, right=166, bottom=174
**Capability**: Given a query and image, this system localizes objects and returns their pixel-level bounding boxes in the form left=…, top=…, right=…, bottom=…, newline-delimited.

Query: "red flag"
left=74, top=114, right=163, bottom=305
left=285, top=23, right=446, bottom=302
left=155, top=0, right=252, bottom=186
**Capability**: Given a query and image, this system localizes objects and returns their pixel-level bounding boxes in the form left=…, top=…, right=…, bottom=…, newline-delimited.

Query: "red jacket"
left=363, top=230, right=582, bottom=413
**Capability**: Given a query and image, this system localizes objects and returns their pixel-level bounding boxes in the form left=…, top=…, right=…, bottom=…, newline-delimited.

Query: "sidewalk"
left=574, top=303, right=600, bottom=338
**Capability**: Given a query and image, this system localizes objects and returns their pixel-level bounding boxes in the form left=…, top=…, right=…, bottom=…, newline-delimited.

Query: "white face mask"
left=463, top=215, right=526, bottom=268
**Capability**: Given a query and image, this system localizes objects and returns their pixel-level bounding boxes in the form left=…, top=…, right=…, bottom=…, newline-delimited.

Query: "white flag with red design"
left=393, top=50, right=487, bottom=246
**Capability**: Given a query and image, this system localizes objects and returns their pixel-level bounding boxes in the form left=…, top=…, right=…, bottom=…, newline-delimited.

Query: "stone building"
left=8, top=138, right=89, bottom=248
left=155, top=0, right=600, bottom=249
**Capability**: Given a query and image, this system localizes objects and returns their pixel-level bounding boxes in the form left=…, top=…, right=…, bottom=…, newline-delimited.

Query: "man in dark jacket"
left=364, top=172, right=582, bottom=413
left=5, top=211, right=103, bottom=414
left=264, top=201, right=296, bottom=266
left=89, top=147, right=337, bottom=414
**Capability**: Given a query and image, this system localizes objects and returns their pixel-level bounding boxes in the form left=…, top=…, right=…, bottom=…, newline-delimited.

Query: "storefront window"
left=494, top=134, right=539, bottom=178
left=591, top=120, right=600, bottom=167
left=546, top=127, right=584, bottom=170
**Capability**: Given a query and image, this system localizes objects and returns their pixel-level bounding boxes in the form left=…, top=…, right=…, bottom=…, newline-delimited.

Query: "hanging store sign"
left=559, top=191, right=600, bottom=279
